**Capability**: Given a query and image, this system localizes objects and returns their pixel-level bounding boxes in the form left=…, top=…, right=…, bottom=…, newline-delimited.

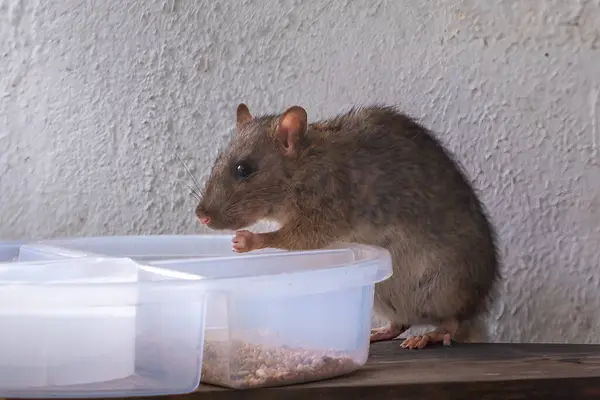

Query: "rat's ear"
left=236, top=103, right=253, bottom=127
left=274, top=106, right=307, bottom=156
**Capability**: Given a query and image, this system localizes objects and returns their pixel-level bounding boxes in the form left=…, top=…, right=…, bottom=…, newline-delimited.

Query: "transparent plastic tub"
left=0, top=256, right=208, bottom=398
left=156, top=244, right=391, bottom=389
left=19, top=235, right=393, bottom=389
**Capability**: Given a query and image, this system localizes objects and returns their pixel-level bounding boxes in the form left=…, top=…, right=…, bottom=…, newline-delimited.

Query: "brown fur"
left=196, top=104, right=500, bottom=344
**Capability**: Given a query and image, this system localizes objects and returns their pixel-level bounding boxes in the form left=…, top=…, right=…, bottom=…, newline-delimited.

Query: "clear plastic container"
left=0, top=257, right=208, bottom=398
left=153, top=244, right=392, bottom=389
left=16, top=235, right=393, bottom=389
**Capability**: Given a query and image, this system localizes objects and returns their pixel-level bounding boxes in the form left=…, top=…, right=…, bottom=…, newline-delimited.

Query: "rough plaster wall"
left=1, top=0, right=599, bottom=343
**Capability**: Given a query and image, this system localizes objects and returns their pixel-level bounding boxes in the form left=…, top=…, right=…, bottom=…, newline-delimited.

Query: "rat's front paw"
left=232, top=230, right=257, bottom=253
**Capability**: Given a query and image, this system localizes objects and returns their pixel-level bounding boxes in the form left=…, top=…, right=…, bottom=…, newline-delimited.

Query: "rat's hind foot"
left=400, top=331, right=451, bottom=349
left=370, top=324, right=410, bottom=343
left=400, top=320, right=458, bottom=349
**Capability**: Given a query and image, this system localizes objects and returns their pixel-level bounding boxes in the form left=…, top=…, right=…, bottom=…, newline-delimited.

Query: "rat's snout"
left=195, top=201, right=228, bottom=229
left=194, top=185, right=249, bottom=230
left=195, top=203, right=211, bottom=225
left=194, top=200, right=242, bottom=231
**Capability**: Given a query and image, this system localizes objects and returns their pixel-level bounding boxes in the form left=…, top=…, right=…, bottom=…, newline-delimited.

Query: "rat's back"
left=322, top=106, right=493, bottom=236
left=315, top=105, right=500, bottom=343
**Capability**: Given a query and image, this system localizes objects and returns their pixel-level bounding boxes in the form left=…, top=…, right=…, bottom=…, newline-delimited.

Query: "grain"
left=201, top=340, right=359, bottom=388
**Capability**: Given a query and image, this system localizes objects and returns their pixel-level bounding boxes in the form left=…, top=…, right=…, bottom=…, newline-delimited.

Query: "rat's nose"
left=195, top=204, right=211, bottom=225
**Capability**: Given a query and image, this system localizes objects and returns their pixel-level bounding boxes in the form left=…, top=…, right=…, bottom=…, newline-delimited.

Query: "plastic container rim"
left=0, top=235, right=393, bottom=290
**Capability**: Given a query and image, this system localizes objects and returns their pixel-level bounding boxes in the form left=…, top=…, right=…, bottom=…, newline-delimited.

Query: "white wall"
left=1, top=0, right=599, bottom=343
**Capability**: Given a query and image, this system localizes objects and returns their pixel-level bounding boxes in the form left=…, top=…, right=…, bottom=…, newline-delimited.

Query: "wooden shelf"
left=194, top=341, right=600, bottom=400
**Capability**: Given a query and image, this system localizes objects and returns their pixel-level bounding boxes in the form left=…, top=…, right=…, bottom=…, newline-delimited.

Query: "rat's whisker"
left=177, top=154, right=203, bottom=195
left=186, top=185, right=202, bottom=202
left=177, top=180, right=201, bottom=202
left=188, top=191, right=201, bottom=202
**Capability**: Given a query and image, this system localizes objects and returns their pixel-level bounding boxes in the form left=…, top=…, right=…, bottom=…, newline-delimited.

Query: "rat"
left=194, top=103, right=500, bottom=349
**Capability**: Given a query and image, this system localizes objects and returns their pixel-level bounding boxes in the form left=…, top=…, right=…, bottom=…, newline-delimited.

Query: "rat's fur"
left=197, top=104, right=500, bottom=344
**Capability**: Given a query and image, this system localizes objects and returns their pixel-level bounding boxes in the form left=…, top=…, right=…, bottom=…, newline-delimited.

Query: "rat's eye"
left=234, top=161, right=254, bottom=179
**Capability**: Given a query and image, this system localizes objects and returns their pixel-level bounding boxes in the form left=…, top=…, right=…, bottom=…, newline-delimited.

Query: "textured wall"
left=1, top=0, right=599, bottom=343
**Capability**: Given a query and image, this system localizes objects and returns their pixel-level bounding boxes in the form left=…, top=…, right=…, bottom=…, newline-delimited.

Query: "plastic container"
left=17, top=235, right=393, bottom=389
left=0, top=256, right=208, bottom=398
left=155, top=244, right=392, bottom=389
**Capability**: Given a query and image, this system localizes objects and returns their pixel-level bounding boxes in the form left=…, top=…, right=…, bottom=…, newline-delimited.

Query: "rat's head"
left=195, top=103, right=309, bottom=231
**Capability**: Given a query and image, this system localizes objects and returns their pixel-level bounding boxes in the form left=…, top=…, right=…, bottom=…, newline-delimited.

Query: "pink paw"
left=370, top=324, right=410, bottom=343
left=232, top=230, right=256, bottom=253
left=400, top=332, right=452, bottom=349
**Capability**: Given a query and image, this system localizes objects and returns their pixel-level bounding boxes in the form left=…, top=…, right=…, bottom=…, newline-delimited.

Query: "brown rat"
left=194, top=103, right=500, bottom=349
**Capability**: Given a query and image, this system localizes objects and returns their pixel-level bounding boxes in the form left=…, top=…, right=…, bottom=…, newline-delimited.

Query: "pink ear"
left=275, top=106, right=307, bottom=155
left=236, top=103, right=253, bottom=127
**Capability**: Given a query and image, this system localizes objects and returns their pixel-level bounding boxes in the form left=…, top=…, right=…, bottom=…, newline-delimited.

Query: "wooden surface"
left=8, top=341, right=600, bottom=399
left=193, top=341, right=600, bottom=400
